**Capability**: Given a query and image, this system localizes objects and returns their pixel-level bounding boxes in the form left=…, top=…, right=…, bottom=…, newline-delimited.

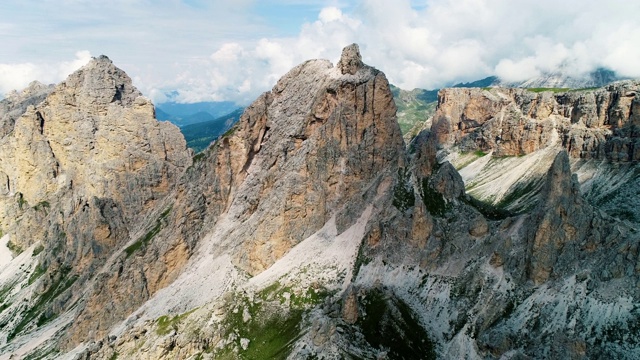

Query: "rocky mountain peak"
left=337, top=43, right=364, bottom=75
left=0, top=81, right=54, bottom=138
left=50, top=54, right=142, bottom=110
left=539, top=150, right=582, bottom=208
left=5, top=80, right=51, bottom=100
left=2, top=46, right=640, bottom=360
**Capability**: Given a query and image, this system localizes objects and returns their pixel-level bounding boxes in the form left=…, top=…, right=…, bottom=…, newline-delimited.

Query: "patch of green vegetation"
left=352, top=238, right=371, bottom=280
left=258, top=281, right=281, bottom=301
left=32, top=244, right=44, bottom=256
left=33, top=201, right=50, bottom=212
left=17, top=193, right=27, bottom=210
left=192, top=152, right=206, bottom=162
left=238, top=309, right=303, bottom=360
left=392, top=168, right=415, bottom=213
left=160, top=205, right=173, bottom=220
left=0, top=302, right=10, bottom=313
left=290, top=286, right=330, bottom=308
left=257, top=281, right=330, bottom=309
left=7, top=240, right=23, bottom=255
left=216, top=291, right=302, bottom=360
left=527, top=88, right=570, bottom=93
left=421, top=178, right=448, bottom=217
left=22, top=347, right=59, bottom=360
left=474, top=150, right=487, bottom=157
left=569, top=87, right=599, bottom=92
left=108, top=353, right=119, bottom=360
left=222, top=125, right=237, bottom=138
left=0, top=283, right=15, bottom=304
left=124, top=206, right=172, bottom=258
left=28, top=264, right=46, bottom=285
left=496, top=181, right=539, bottom=210
left=0, top=282, right=16, bottom=316
left=8, top=266, right=77, bottom=340
left=463, top=196, right=513, bottom=221
left=156, top=308, right=197, bottom=335
left=358, top=288, right=436, bottom=359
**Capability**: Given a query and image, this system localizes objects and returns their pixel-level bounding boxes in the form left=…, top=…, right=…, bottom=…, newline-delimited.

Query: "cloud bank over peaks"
left=160, top=0, right=640, bottom=104
left=152, top=6, right=361, bottom=105
left=2, top=0, right=639, bottom=105
left=0, top=51, right=92, bottom=97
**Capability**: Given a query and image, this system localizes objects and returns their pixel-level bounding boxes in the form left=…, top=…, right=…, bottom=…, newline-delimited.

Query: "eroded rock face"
left=0, top=56, right=190, bottom=247
left=215, top=43, right=404, bottom=275
left=526, top=151, right=592, bottom=284
left=4, top=46, right=639, bottom=360
left=61, top=44, right=404, bottom=346
left=432, top=82, right=640, bottom=161
left=0, top=56, right=190, bottom=346
left=0, top=81, right=54, bottom=138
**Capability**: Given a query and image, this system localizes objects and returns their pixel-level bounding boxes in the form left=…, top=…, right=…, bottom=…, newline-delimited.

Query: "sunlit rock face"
left=1, top=46, right=639, bottom=360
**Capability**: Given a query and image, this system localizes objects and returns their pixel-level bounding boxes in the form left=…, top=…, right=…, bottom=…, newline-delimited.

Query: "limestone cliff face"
left=432, top=82, right=640, bottom=161
left=61, top=43, right=405, bottom=346
left=2, top=47, right=639, bottom=360
left=0, top=56, right=190, bottom=348
left=0, top=81, right=54, bottom=139
left=0, top=56, right=189, bottom=246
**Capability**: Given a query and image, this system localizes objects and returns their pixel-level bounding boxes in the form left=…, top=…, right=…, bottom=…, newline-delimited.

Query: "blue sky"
left=1, top=0, right=639, bottom=104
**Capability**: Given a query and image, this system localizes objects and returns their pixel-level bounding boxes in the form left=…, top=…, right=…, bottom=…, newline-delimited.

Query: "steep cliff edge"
left=433, top=82, right=640, bottom=160
left=430, top=83, right=640, bottom=222
left=1, top=46, right=639, bottom=360
left=69, top=47, right=639, bottom=360
left=0, top=56, right=190, bottom=357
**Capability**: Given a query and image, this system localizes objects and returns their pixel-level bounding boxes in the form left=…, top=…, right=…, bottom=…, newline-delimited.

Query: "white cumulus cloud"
left=3, top=0, right=640, bottom=104
left=0, top=51, right=92, bottom=96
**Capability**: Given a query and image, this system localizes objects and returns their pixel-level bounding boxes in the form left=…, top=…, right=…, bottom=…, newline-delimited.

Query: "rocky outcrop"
left=432, top=81, right=640, bottom=161
left=0, top=81, right=54, bottom=138
left=60, top=43, right=405, bottom=347
left=525, top=151, right=592, bottom=284
left=2, top=46, right=639, bottom=360
left=0, top=56, right=190, bottom=349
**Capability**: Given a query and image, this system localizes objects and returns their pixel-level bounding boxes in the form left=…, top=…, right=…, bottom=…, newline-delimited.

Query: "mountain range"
left=155, top=101, right=240, bottom=128
left=0, top=45, right=638, bottom=360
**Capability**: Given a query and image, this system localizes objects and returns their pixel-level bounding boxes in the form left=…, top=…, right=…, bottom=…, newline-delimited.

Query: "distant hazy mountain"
left=453, top=68, right=622, bottom=90
left=154, top=107, right=173, bottom=121
left=180, top=108, right=243, bottom=152
left=452, top=76, right=498, bottom=88
left=155, top=101, right=240, bottom=127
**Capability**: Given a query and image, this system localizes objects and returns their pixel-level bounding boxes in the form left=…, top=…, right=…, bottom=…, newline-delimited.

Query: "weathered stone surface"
left=3, top=46, right=640, bottom=360
left=0, top=81, right=54, bottom=138
left=61, top=44, right=404, bottom=347
left=526, top=151, right=591, bottom=284
left=337, top=43, right=364, bottom=75
left=433, top=82, right=640, bottom=161
left=0, top=56, right=191, bottom=348
left=342, top=285, right=359, bottom=324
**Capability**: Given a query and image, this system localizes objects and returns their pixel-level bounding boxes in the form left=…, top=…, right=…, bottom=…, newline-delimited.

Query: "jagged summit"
left=337, top=43, right=364, bottom=75
left=50, top=54, right=143, bottom=109
left=1, top=46, right=639, bottom=360
left=0, top=81, right=54, bottom=138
